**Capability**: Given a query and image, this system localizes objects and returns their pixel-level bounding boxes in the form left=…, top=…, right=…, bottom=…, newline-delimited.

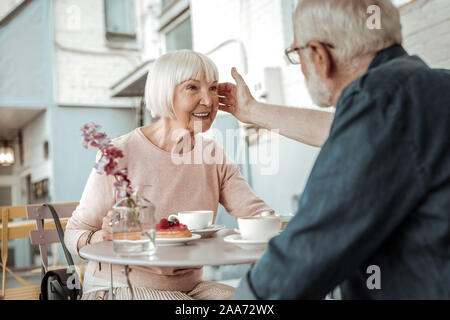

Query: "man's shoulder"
left=366, top=55, right=448, bottom=94
left=339, top=54, right=450, bottom=115
left=345, top=55, right=424, bottom=99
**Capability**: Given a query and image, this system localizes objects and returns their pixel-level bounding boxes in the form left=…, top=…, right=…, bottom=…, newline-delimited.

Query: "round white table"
left=79, top=229, right=265, bottom=299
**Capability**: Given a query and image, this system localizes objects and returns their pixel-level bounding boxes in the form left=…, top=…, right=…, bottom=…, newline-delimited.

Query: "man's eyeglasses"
left=285, top=42, right=335, bottom=65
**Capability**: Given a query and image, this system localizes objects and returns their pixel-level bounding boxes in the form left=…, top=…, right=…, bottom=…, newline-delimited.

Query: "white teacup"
left=168, top=210, right=214, bottom=230
left=278, top=213, right=294, bottom=230
left=238, top=216, right=281, bottom=241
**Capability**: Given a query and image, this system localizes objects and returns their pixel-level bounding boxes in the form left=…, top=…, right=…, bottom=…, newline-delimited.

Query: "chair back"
left=0, top=202, right=79, bottom=300
left=27, top=203, right=79, bottom=272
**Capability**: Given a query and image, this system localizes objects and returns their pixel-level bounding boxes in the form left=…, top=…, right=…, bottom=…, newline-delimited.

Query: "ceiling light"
left=0, top=145, right=15, bottom=166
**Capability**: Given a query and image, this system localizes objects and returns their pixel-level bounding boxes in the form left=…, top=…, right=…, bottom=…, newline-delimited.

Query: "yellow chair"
left=0, top=202, right=83, bottom=300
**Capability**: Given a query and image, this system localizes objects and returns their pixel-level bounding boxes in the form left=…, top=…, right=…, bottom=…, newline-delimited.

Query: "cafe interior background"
left=0, top=0, right=448, bottom=289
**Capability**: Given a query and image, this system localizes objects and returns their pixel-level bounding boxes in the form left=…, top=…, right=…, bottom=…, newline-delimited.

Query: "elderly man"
left=218, top=0, right=450, bottom=299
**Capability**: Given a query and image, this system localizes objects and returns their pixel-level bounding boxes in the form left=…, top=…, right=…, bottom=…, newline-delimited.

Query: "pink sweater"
left=65, top=127, right=273, bottom=291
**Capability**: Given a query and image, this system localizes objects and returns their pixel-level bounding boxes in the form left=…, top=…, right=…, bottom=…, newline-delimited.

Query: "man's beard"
left=304, top=53, right=334, bottom=108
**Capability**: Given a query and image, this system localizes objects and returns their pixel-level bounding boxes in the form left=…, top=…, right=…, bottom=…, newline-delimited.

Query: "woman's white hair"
left=294, top=0, right=403, bottom=70
left=145, top=50, right=219, bottom=118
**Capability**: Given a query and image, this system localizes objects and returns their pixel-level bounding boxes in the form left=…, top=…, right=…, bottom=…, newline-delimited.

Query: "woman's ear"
left=308, top=41, right=333, bottom=79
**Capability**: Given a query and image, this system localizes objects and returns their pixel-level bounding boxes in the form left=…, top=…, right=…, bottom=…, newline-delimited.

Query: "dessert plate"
left=190, top=224, right=225, bottom=238
left=156, top=233, right=201, bottom=246
left=223, top=234, right=268, bottom=250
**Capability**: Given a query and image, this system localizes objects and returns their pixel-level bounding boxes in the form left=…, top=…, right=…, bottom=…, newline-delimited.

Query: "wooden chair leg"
left=53, top=243, right=59, bottom=267
left=1, top=208, right=9, bottom=298
left=1, top=257, right=5, bottom=298
left=0, top=263, right=32, bottom=287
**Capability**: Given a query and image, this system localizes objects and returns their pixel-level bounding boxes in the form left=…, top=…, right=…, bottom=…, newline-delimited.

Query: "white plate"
left=191, top=224, right=225, bottom=238
left=156, top=233, right=201, bottom=246
left=223, top=234, right=268, bottom=250
left=233, top=228, right=282, bottom=235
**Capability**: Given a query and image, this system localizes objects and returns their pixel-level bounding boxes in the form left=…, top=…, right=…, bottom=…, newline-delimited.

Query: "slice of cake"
left=156, top=218, right=192, bottom=238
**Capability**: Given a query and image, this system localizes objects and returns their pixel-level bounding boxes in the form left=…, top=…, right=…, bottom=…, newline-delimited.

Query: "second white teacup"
left=168, top=210, right=214, bottom=230
left=238, top=216, right=281, bottom=241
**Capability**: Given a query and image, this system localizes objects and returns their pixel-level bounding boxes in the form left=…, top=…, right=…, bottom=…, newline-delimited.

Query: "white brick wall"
left=400, top=0, right=450, bottom=68
left=140, top=0, right=164, bottom=61
left=52, top=0, right=142, bottom=107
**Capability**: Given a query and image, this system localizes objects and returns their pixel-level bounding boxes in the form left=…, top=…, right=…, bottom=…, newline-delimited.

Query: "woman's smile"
left=192, top=112, right=211, bottom=119
left=192, top=112, right=210, bottom=117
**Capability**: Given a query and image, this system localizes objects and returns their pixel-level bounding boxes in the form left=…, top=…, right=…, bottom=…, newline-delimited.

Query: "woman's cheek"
left=211, top=102, right=219, bottom=118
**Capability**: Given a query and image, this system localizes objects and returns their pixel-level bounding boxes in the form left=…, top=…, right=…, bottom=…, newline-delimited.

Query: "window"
left=164, top=16, right=193, bottom=52
left=104, top=0, right=136, bottom=38
left=158, top=0, right=192, bottom=52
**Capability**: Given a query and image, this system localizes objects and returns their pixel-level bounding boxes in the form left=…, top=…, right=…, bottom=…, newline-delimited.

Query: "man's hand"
left=218, top=67, right=257, bottom=124
left=219, top=68, right=333, bottom=147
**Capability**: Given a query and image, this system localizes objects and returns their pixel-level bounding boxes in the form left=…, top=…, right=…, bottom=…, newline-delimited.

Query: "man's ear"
left=308, top=41, right=334, bottom=79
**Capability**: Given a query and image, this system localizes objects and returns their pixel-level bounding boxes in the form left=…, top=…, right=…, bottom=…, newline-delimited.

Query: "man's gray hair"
left=294, top=0, right=402, bottom=69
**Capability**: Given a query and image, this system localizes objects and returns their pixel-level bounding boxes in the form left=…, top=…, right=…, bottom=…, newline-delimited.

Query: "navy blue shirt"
left=235, top=45, right=450, bottom=299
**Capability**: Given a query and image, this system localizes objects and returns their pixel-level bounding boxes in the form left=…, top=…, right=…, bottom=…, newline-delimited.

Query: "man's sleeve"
left=235, top=90, right=426, bottom=299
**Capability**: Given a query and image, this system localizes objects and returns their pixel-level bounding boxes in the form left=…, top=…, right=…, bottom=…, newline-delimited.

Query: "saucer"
left=233, top=228, right=282, bottom=235
left=156, top=233, right=201, bottom=246
left=190, top=224, right=225, bottom=238
left=223, top=234, right=268, bottom=250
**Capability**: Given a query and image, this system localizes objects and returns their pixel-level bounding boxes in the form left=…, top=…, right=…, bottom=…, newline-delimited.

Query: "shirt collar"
left=368, top=44, right=408, bottom=70
left=338, top=44, right=409, bottom=100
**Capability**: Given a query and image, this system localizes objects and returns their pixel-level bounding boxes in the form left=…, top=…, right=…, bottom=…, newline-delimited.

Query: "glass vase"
left=111, top=195, right=156, bottom=256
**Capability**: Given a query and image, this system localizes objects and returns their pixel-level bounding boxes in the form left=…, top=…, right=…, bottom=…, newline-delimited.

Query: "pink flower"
left=94, top=155, right=109, bottom=174
left=81, top=122, right=133, bottom=198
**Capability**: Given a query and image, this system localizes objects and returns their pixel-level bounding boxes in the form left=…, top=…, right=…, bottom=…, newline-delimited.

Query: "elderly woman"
left=64, top=50, right=274, bottom=300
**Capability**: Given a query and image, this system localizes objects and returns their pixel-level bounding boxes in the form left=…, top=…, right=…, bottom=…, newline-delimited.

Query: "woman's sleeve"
left=218, top=151, right=274, bottom=218
left=64, top=160, right=116, bottom=256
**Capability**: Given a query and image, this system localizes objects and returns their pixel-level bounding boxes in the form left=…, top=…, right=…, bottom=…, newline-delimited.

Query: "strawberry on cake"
left=156, top=218, right=192, bottom=238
